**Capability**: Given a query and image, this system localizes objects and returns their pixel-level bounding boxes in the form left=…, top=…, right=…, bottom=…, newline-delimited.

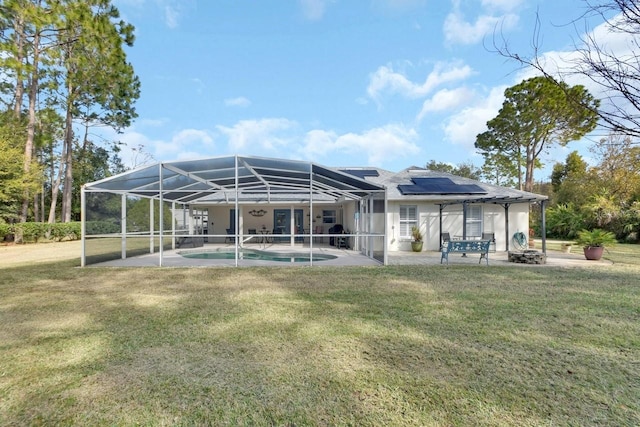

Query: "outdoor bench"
left=440, top=239, right=491, bottom=265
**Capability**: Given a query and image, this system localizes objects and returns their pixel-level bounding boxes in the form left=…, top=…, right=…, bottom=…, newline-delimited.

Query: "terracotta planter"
left=561, top=243, right=572, bottom=253
left=411, top=241, right=423, bottom=252
left=583, top=245, right=604, bottom=261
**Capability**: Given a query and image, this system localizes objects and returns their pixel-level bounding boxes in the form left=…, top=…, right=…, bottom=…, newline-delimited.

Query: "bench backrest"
left=445, top=239, right=490, bottom=253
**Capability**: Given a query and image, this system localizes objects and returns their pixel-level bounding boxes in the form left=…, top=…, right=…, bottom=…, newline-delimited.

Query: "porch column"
left=309, top=162, right=313, bottom=265
left=183, top=205, right=187, bottom=235
left=290, top=205, right=295, bottom=246
left=438, top=204, right=444, bottom=249
left=462, top=201, right=468, bottom=239
left=234, top=155, right=239, bottom=267
left=81, top=186, right=86, bottom=267
left=121, top=194, right=127, bottom=259
left=171, top=202, right=176, bottom=250
left=159, top=163, right=164, bottom=267
left=541, top=200, right=547, bottom=255
left=368, top=197, right=374, bottom=258
left=239, top=207, right=244, bottom=247
left=504, top=203, right=510, bottom=251
left=383, top=189, right=388, bottom=265
left=149, top=198, right=154, bottom=254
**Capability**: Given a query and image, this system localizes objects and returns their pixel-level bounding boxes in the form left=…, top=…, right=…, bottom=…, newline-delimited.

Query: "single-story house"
left=81, top=155, right=547, bottom=266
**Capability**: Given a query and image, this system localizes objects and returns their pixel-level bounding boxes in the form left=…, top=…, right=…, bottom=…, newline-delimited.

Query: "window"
left=466, top=205, right=482, bottom=237
left=399, top=205, right=417, bottom=239
left=322, top=209, right=336, bottom=224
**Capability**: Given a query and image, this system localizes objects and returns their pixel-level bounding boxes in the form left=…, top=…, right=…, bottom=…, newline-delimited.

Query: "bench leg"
left=441, top=252, right=448, bottom=265
left=479, top=253, right=489, bottom=265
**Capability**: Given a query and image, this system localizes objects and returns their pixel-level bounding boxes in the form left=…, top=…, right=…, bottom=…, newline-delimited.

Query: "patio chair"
left=441, top=232, right=451, bottom=250
left=329, top=224, right=343, bottom=246
left=225, top=228, right=235, bottom=243
left=482, top=232, right=496, bottom=252
left=273, top=228, right=284, bottom=243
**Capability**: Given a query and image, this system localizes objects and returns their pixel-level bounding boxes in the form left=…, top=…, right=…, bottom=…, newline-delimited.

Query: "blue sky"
left=108, top=0, right=616, bottom=180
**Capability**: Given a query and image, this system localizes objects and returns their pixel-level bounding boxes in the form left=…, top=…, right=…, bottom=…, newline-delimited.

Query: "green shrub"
left=8, top=222, right=83, bottom=243
left=47, top=222, right=81, bottom=241
left=0, top=222, right=11, bottom=241
left=546, top=203, right=586, bottom=238
left=85, top=221, right=120, bottom=235
left=13, top=222, right=48, bottom=242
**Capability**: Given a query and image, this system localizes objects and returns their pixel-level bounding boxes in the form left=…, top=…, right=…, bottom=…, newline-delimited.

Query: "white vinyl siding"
left=466, top=205, right=482, bottom=237
left=399, top=205, right=417, bottom=239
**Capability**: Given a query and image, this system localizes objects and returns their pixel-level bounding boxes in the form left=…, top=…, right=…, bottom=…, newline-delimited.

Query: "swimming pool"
left=179, top=248, right=338, bottom=263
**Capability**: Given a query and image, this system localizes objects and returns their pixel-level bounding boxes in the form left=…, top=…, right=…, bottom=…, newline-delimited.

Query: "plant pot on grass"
left=411, top=226, right=423, bottom=252
left=576, top=229, right=617, bottom=261
left=560, top=242, right=573, bottom=253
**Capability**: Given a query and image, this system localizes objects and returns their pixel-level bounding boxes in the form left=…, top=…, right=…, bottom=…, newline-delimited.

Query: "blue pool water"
left=179, top=249, right=337, bottom=262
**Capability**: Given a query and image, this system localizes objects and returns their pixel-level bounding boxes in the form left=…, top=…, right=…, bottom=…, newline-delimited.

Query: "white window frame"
left=322, top=209, right=336, bottom=224
left=399, top=205, right=417, bottom=239
left=466, top=205, right=483, bottom=237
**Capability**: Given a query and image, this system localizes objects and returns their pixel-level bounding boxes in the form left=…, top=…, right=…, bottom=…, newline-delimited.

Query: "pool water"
left=179, top=249, right=338, bottom=262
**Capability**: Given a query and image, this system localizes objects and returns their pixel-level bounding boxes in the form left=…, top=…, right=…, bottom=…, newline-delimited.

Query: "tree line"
left=427, top=1, right=640, bottom=242
left=0, top=0, right=139, bottom=235
left=2, top=0, right=638, bottom=244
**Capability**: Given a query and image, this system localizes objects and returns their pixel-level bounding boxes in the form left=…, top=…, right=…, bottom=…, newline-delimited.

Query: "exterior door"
left=273, top=209, right=303, bottom=238
left=228, top=209, right=236, bottom=232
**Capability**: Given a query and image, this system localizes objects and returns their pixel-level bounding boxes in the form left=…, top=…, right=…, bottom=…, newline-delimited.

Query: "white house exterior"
left=351, top=166, right=542, bottom=253
left=81, top=155, right=547, bottom=266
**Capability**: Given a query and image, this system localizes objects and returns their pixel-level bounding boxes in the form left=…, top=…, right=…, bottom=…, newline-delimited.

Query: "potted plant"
left=528, top=227, right=536, bottom=248
left=560, top=242, right=573, bottom=253
left=411, top=226, right=423, bottom=252
left=576, top=229, right=617, bottom=260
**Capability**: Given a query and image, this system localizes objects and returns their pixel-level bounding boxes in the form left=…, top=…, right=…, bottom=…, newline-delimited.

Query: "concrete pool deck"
left=89, top=243, right=612, bottom=268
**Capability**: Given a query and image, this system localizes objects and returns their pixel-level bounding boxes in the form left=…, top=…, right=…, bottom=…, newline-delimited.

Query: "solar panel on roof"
left=340, top=169, right=380, bottom=179
left=411, top=177, right=452, bottom=185
left=398, top=177, right=488, bottom=195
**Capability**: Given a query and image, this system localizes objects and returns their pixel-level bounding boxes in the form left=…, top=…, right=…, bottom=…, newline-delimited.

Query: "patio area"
left=389, top=249, right=613, bottom=267
left=90, top=239, right=612, bottom=268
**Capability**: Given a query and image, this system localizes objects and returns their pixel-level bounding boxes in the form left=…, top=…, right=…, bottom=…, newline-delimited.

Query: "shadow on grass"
left=0, top=263, right=638, bottom=425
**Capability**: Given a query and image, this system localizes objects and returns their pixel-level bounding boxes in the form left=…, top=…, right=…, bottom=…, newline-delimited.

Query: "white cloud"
left=367, top=61, right=474, bottom=101
left=224, top=96, right=252, bottom=107
left=155, top=129, right=214, bottom=159
left=191, top=78, right=205, bottom=94
left=481, top=0, right=523, bottom=11
left=115, top=131, right=156, bottom=167
left=137, top=118, right=168, bottom=128
left=299, top=0, right=330, bottom=21
left=108, top=128, right=214, bottom=166
left=441, top=85, right=506, bottom=150
left=164, top=5, right=179, bottom=28
left=443, top=0, right=520, bottom=45
left=217, top=118, right=298, bottom=151
left=443, top=10, right=518, bottom=45
left=302, top=124, right=420, bottom=165
left=304, top=129, right=337, bottom=156
left=513, top=12, right=637, bottom=117
left=417, top=86, right=477, bottom=120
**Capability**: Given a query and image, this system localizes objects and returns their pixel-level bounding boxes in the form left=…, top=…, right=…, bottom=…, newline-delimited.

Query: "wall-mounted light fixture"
left=248, top=209, right=267, bottom=217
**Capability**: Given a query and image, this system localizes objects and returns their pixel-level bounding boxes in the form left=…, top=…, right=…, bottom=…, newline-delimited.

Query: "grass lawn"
left=0, top=242, right=639, bottom=425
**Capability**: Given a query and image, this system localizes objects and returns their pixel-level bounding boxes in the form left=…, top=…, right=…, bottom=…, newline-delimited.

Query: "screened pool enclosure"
left=81, top=155, right=388, bottom=267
